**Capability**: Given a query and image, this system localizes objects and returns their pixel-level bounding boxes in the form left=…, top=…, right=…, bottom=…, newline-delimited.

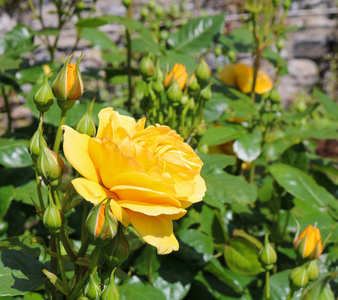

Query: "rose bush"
left=63, top=107, right=206, bottom=254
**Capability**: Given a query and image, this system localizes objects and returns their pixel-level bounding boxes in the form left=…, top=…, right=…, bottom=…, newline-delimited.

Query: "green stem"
left=126, top=4, right=133, bottom=112
left=81, top=201, right=88, bottom=243
left=77, top=236, right=90, bottom=258
left=265, top=271, right=270, bottom=300
left=68, top=247, right=101, bottom=300
left=60, top=228, right=77, bottom=262
left=147, top=244, right=153, bottom=285
left=35, top=170, right=45, bottom=212
left=2, top=86, right=12, bottom=133
left=53, top=109, right=67, bottom=153
left=56, top=237, right=70, bottom=292
left=286, top=289, right=294, bottom=300
left=249, top=161, right=256, bottom=185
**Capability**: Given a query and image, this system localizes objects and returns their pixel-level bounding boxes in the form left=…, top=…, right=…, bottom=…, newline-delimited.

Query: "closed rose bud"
left=200, top=84, right=212, bottom=101
left=148, top=0, right=155, bottom=11
left=122, top=0, right=132, bottom=9
left=188, top=97, right=195, bottom=109
left=85, top=200, right=118, bottom=246
left=188, top=75, right=200, bottom=94
left=164, top=63, right=188, bottom=90
left=259, top=234, right=277, bottom=270
left=153, top=78, right=164, bottom=95
left=153, top=61, right=164, bottom=81
left=289, top=264, right=309, bottom=291
left=283, top=0, right=291, bottom=10
left=28, top=120, right=46, bottom=162
left=166, top=81, right=182, bottom=104
left=294, top=225, right=323, bottom=259
left=43, top=201, right=64, bottom=234
left=228, top=50, right=237, bottom=63
left=155, top=5, right=164, bottom=18
left=269, top=87, right=281, bottom=103
left=103, top=226, right=130, bottom=269
left=195, top=56, right=211, bottom=86
left=273, top=0, right=281, bottom=7
left=140, top=7, right=149, bottom=20
left=139, top=55, right=155, bottom=82
left=36, top=139, right=65, bottom=187
left=276, top=39, right=284, bottom=51
left=306, top=260, right=319, bottom=281
left=33, top=74, right=54, bottom=113
left=100, top=269, right=120, bottom=300
left=75, top=99, right=96, bottom=137
left=180, top=95, right=189, bottom=106
left=52, top=52, right=84, bottom=107
left=84, top=274, right=101, bottom=300
left=214, top=45, right=223, bottom=57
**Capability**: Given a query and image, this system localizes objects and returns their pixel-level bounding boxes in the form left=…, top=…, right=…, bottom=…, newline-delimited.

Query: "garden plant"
left=0, top=0, right=337, bottom=299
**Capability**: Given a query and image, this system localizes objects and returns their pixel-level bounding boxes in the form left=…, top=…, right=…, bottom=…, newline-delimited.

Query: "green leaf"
left=167, top=13, right=226, bottom=54
left=80, top=27, right=118, bottom=51
left=224, top=237, right=264, bottom=276
left=281, top=143, right=309, bottom=172
left=281, top=103, right=319, bottom=122
left=133, top=246, right=160, bottom=276
left=76, top=17, right=108, bottom=27
left=0, top=138, right=32, bottom=168
left=203, top=172, right=257, bottom=205
left=313, top=88, right=338, bottom=118
left=218, top=27, right=254, bottom=53
left=179, top=229, right=214, bottom=261
left=269, top=164, right=338, bottom=211
left=0, top=237, right=47, bottom=296
left=152, top=258, right=195, bottom=300
left=262, top=48, right=288, bottom=75
left=203, top=97, right=229, bottom=122
left=233, top=128, right=262, bottom=163
left=0, top=57, right=22, bottom=70
left=119, top=279, right=166, bottom=300
left=0, top=185, right=15, bottom=219
left=200, top=153, right=236, bottom=173
left=159, top=51, right=197, bottom=73
left=199, top=126, right=242, bottom=147
left=205, top=258, right=255, bottom=294
left=269, top=270, right=293, bottom=300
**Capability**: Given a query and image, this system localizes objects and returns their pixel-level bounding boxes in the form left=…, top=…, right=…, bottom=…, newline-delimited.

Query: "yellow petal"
left=111, top=185, right=181, bottom=207
left=126, top=210, right=179, bottom=254
left=235, top=63, right=253, bottom=94
left=255, top=71, right=273, bottom=94
left=72, top=178, right=129, bottom=227
left=179, top=174, right=206, bottom=208
left=62, top=126, right=100, bottom=183
left=96, top=107, right=115, bottom=139
left=118, top=200, right=186, bottom=219
left=219, top=64, right=237, bottom=86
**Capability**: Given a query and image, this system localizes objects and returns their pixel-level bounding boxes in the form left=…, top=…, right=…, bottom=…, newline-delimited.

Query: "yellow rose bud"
left=293, top=225, right=323, bottom=259
left=36, top=138, right=65, bottom=187
left=164, top=63, right=188, bottom=90
left=85, top=200, right=118, bottom=246
left=33, top=74, right=54, bottom=113
left=52, top=52, right=84, bottom=106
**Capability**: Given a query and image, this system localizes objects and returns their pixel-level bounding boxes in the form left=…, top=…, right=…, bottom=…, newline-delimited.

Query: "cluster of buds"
left=139, top=55, right=212, bottom=139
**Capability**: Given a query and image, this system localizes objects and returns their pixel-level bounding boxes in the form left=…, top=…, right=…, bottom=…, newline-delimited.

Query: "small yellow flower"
left=219, top=63, right=273, bottom=95
left=294, top=225, right=323, bottom=259
left=164, top=63, right=188, bottom=90
left=63, top=108, right=206, bottom=254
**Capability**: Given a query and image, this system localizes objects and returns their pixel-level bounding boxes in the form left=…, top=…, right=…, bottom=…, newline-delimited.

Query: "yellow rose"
left=63, top=108, right=206, bottom=254
left=219, top=63, right=273, bottom=95
left=164, top=63, right=188, bottom=90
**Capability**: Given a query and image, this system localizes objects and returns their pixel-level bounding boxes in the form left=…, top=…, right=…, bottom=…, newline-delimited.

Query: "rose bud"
left=52, top=52, right=84, bottom=107
left=139, top=55, right=155, bottom=82
left=195, top=56, right=211, bottom=86
left=199, top=84, right=212, bottom=102
left=164, top=63, right=188, bottom=90
left=188, top=75, right=200, bottom=95
left=33, top=74, right=54, bottom=113
left=289, top=264, right=309, bottom=291
left=36, top=138, right=65, bottom=187
left=84, top=274, right=101, bottom=300
left=166, top=81, right=182, bottom=104
left=153, top=78, right=164, bottom=95
left=43, top=200, right=64, bottom=234
left=306, top=260, right=319, bottom=281
left=122, top=0, right=132, bottom=9
left=100, top=268, right=119, bottom=300
left=259, top=234, right=277, bottom=270
left=294, top=225, right=323, bottom=259
left=85, top=199, right=118, bottom=246
left=75, top=99, right=96, bottom=137
left=28, top=120, right=46, bottom=162
left=153, top=61, right=164, bottom=81
left=269, top=87, right=282, bottom=103
left=102, top=226, right=130, bottom=269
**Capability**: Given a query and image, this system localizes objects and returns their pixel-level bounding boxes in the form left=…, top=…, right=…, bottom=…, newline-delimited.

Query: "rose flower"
left=63, top=108, right=206, bottom=254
